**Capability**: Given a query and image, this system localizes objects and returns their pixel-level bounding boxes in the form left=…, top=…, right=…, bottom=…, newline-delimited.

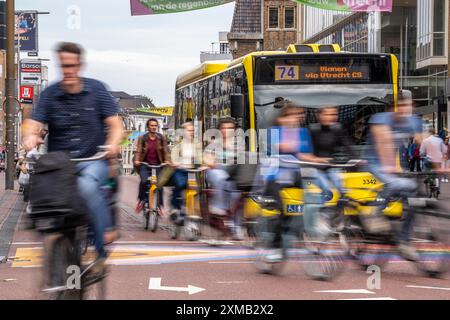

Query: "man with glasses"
left=22, top=42, right=123, bottom=271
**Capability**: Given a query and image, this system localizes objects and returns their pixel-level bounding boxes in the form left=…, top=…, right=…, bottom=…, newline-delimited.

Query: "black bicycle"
left=30, top=147, right=117, bottom=299
left=423, top=172, right=440, bottom=199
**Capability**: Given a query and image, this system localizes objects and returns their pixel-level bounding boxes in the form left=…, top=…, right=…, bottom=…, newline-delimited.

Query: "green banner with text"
left=293, top=0, right=392, bottom=12
left=130, top=0, right=234, bottom=15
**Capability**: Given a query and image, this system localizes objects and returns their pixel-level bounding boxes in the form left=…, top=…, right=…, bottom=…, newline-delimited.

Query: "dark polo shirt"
left=32, top=78, right=119, bottom=159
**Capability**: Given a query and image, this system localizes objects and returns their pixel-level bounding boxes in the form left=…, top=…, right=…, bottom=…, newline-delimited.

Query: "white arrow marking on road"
left=406, top=285, right=450, bottom=291
left=148, top=277, right=205, bottom=295
left=315, top=289, right=375, bottom=294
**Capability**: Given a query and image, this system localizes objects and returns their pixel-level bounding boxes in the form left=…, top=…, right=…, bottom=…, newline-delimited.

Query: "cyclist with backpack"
left=22, top=42, right=123, bottom=273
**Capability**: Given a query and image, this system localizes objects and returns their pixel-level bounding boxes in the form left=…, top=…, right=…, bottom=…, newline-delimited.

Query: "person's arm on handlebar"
left=371, top=124, right=398, bottom=173
left=104, top=115, right=123, bottom=158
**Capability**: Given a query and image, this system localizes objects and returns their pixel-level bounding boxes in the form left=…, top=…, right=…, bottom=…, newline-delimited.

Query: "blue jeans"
left=170, top=169, right=188, bottom=216
left=77, top=160, right=111, bottom=259
left=206, top=168, right=241, bottom=211
left=302, top=168, right=335, bottom=237
left=369, top=165, right=417, bottom=242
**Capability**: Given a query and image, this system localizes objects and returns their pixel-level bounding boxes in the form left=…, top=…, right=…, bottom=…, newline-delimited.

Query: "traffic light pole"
left=5, top=0, right=15, bottom=190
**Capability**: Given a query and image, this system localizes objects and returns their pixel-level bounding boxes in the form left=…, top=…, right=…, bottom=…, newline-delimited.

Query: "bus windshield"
left=253, top=85, right=393, bottom=155
left=253, top=54, right=394, bottom=153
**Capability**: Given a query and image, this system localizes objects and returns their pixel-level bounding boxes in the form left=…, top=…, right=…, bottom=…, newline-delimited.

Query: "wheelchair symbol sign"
left=286, top=205, right=304, bottom=213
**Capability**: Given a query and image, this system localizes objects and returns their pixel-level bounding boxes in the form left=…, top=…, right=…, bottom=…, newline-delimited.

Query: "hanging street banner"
left=293, top=0, right=392, bottom=12
left=130, top=0, right=234, bottom=16
left=15, top=11, right=39, bottom=52
left=137, top=106, right=174, bottom=116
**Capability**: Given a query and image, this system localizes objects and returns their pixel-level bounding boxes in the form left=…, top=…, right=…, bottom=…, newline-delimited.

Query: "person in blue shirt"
left=365, top=91, right=423, bottom=260
left=261, top=102, right=331, bottom=262
left=22, top=42, right=123, bottom=273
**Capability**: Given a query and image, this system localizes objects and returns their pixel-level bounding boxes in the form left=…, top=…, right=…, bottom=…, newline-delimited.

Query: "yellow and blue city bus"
left=174, top=48, right=402, bottom=218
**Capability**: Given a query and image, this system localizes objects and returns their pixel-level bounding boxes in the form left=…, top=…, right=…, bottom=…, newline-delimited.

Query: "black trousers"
left=409, top=158, right=421, bottom=172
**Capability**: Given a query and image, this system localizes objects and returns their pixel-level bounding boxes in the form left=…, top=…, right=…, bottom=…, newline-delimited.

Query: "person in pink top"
left=420, top=127, right=446, bottom=171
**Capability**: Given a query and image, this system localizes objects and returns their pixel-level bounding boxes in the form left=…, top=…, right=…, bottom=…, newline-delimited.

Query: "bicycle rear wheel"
left=412, top=214, right=450, bottom=278
left=253, top=217, right=286, bottom=275
left=184, top=217, right=202, bottom=241
left=81, top=270, right=107, bottom=300
left=45, top=234, right=82, bottom=300
left=301, top=231, right=346, bottom=281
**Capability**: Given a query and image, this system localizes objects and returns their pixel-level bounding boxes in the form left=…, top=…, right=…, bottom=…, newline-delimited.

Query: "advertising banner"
left=20, top=61, right=42, bottom=86
left=293, top=0, right=392, bottom=12
left=130, top=0, right=234, bottom=16
left=137, top=106, right=174, bottom=116
left=20, top=86, right=34, bottom=104
left=15, top=11, right=38, bottom=52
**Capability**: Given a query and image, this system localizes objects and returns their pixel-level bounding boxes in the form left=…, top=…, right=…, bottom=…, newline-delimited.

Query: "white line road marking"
left=11, top=240, right=202, bottom=245
left=148, top=277, right=205, bottom=295
left=406, top=285, right=450, bottom=291
left=315, top=289, right=375, bottom=294
left=208, top=261, right=254, bottom=264
left=338, top=297, right=397, bottom=300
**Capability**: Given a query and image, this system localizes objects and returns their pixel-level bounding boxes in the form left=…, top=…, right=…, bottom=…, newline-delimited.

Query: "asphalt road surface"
left=0, top=175, right=449, bottom=300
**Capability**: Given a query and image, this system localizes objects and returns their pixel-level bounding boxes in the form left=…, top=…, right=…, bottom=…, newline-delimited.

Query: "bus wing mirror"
left=230, top=94, right=245, bottom=118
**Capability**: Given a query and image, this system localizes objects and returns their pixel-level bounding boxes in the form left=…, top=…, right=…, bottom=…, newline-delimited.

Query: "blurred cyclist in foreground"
left=204, top=117, right=244, bottom=239
left=167, top=121, right=203, bottom=225
left=262, top=102, right=329, bottom=261
left=365, top=91, right=423, bottom=260
left=22, top=42, right=123, bottom=271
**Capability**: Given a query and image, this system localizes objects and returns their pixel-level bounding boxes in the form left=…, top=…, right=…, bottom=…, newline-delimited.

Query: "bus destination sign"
left=275, top=64, right=370, bottom=82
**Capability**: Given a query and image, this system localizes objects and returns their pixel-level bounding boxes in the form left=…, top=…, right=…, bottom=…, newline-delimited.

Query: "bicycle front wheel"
left=412, top=214, right=450, bottom=278
left=149, top=192, right=159, bottom=232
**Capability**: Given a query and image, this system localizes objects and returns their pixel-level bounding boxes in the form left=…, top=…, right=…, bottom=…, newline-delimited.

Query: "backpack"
left=29, top=151, right=88, bottom=232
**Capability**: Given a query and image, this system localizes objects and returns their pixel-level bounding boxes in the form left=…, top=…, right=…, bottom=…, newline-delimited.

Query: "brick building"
left=228, top=0, right=300, bottom=59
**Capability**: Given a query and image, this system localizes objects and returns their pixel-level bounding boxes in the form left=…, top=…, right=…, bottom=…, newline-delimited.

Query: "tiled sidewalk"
left=0, top=173, right=24, bottom=262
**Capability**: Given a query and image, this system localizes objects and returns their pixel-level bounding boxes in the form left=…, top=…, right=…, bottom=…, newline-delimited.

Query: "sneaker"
left=398, top=242, right=419, bottom=261
left=135, top=201, right=144, bottom=213
left=209, top=206, right=227, bottom=216
left=363, top=215, right=392, bottom=234
left=232, top=226, right=245, bottom=241
left=263, top=249, right=284, bottom=263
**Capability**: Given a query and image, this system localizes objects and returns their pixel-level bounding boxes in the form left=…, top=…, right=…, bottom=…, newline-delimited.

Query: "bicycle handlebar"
left=71, top=151, right=109, bottom=163
left=140, top=162, right=167, bottom=169
left=186, top=167, right=208, bottom=173
left=280, top=158, right=364, bottom=169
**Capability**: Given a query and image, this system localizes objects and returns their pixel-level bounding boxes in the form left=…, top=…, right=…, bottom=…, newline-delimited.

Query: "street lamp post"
left=5, top=0, right=16, bottom=190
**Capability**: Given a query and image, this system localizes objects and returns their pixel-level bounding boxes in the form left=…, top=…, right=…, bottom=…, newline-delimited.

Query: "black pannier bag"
left=29, top=151, right=88, bottom=232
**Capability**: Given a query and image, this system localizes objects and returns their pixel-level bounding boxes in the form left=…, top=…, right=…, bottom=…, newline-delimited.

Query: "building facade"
left=300, top=0, right=450, bottom=131
left=200, top=32, right=233, bottom=63
left=228, top=0, right=301, bottom=58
